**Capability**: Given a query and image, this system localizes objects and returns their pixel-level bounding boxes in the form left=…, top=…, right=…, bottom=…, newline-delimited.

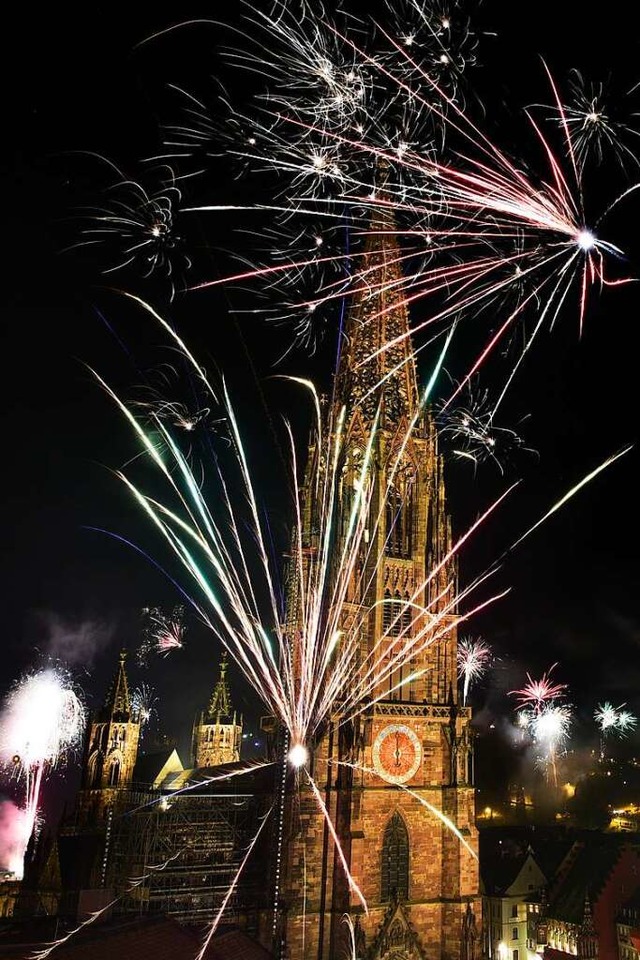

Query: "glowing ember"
left=288, top=743, right=309, bottom=768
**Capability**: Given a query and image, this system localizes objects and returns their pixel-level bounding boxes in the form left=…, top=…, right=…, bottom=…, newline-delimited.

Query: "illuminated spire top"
left=103, top=649, right=131, bottom=720
left=207, top=653, right=233, bottom=722
left=335, top=172, right=419, bottom=425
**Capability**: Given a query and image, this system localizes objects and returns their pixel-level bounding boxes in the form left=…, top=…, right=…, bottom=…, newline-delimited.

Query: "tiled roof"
left=547, top=841, right=623, bottom=923
left=207, top=929, right=273, bottom=959
left=0, top=916, right=270, bottom=959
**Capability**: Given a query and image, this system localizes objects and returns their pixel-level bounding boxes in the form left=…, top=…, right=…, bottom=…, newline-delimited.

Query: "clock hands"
left=394, top=731, right=402, bottom=768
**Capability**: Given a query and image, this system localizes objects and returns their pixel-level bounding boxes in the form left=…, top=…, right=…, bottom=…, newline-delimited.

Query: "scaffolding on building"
left=106, top=782, right=270, bottom=929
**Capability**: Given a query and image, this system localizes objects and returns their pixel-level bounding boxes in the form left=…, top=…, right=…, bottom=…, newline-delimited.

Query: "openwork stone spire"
left=207, top=653, right=233, bottom=722
left=103, top=649, right=131, bottom=720
left=335, top=193, right=419, bottom=425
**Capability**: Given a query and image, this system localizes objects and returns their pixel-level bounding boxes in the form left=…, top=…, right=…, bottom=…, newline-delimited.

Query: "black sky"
left=2, top=0, right=640, bottom=787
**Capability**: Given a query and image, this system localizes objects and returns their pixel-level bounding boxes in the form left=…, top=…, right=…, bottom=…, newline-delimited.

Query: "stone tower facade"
left=278, top=207, right=480, bottom=960
left=80, top=650, right=141, bottom=820
left=193, top=655, right=242, bottom=768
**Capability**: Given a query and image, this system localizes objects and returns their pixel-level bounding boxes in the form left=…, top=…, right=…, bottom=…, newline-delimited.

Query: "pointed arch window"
left=383, top=590, right=403, bottom=638
left=383, top=592, right=414, bottom=700
left=381, top=812, right=409, bottom=902
left=386, top=473, right=415, bottom=559
left=108, top=759, right=121, bottom=787
left=87, top=751, right=103, bottom=789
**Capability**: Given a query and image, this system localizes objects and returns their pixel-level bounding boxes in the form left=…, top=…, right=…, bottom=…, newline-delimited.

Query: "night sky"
left=2, top=1, right=640, bottom=808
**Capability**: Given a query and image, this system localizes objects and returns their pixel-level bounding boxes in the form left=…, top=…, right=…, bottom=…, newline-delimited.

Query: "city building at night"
left=53, top=653, right=272, bottom=932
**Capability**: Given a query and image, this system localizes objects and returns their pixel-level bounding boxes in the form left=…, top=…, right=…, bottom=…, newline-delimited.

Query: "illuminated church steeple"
left=193, top=654, right=243, bottom=767
left=335, top=204, right=419, bottom=426
left=332, top=198, right=457, bottom=704
left=277, top=202, right=480, bottom=960
left=81, top=650, right=141, bottom=818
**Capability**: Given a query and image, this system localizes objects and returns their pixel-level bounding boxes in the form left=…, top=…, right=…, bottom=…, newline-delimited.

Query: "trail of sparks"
left=30, top=847, right=186, bottom=960
left=167, top=4, right=639, bottom=411
left=508, top=446, right=633, bottom=551
left=336, top=759, right=478, bottom=861
left=195, top=806, right=274, bottom=960
left=97, top=296, right=509, bottom=763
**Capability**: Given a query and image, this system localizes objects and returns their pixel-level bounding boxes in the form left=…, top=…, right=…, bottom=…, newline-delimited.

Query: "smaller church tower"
left=80, top=650, right=141, bottom=818
left=193, top=655, right=242, bottom=767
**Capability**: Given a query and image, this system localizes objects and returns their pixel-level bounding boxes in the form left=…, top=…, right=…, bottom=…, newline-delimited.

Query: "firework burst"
left=131, top=683, right=158, bottom=728
left=456, top=636, right=491, bottom=704
left=68, top=157, right=191, bottom=301
left=594, top=701, right=637, bottom=759
left=171, top=3, right=639, bottom=415
left=510, top=663, right=568, bottom=714
left=538, top=69, right=640, bottom=172
left=435, top=376, right=535, bottom=473
left=510, top=665, right=572, bottom=785
left=0, top=668, right=84, bottom=879
left=138, top=604, right=187, bottom=666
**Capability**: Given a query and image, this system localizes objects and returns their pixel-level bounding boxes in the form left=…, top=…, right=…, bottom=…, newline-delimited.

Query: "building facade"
left=483, top=849, right=546, bottom=960
left=277, top=206, right=480, bottom=960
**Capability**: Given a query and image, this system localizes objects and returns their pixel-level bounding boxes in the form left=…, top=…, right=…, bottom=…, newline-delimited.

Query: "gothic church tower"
left=278, top=205, right=480, bottom=960
left=193, top=654, right=243, bottom=768
left=80, top=651, right=141, bottom=820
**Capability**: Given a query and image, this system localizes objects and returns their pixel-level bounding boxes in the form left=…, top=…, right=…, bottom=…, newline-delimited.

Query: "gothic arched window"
left=386, top=474, right=415, bottom=559
left=383, top=590, right=403, bottom=638
left=108, top=759, right=121, bottom=787
left=383, top=593, right=413, bottom=700
left=381, top=812, right=409, bottom=902
left=87, top=751, right=103, bottom=788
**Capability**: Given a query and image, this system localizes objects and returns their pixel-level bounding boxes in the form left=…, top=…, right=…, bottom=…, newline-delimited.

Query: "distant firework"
left=131, top=683, right=158, bottom=728
left=138, top=604, right=186, bottom=665
left=510, top=664, right=568, bottom=714
left=510, top=665, right=572, bottom=785
left=594, top=701, right=637, bottom=757
left=456, top=636, right=492, bottom=705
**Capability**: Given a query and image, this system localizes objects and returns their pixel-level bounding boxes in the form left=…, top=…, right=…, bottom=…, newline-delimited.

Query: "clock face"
left=372, top=724, right=421, bottom=784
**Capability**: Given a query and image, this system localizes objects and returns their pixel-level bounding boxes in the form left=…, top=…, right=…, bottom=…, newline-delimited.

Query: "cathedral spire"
left=103, top=649, right=131, bottom=720
left=207, top=653, right=233, bottom=722
left=335, top=179, right=419, bottom=425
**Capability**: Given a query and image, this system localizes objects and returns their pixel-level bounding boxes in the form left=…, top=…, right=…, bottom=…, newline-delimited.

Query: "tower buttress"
left=193, top=654, right=243, bottom=767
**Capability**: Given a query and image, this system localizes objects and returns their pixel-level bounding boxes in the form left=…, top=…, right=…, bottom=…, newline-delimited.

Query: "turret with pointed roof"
left=193, top=655, right=243, bottom=768
left=79, top=648, right=141, bottom=819
left=100, top=650, right=132, bottom=722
